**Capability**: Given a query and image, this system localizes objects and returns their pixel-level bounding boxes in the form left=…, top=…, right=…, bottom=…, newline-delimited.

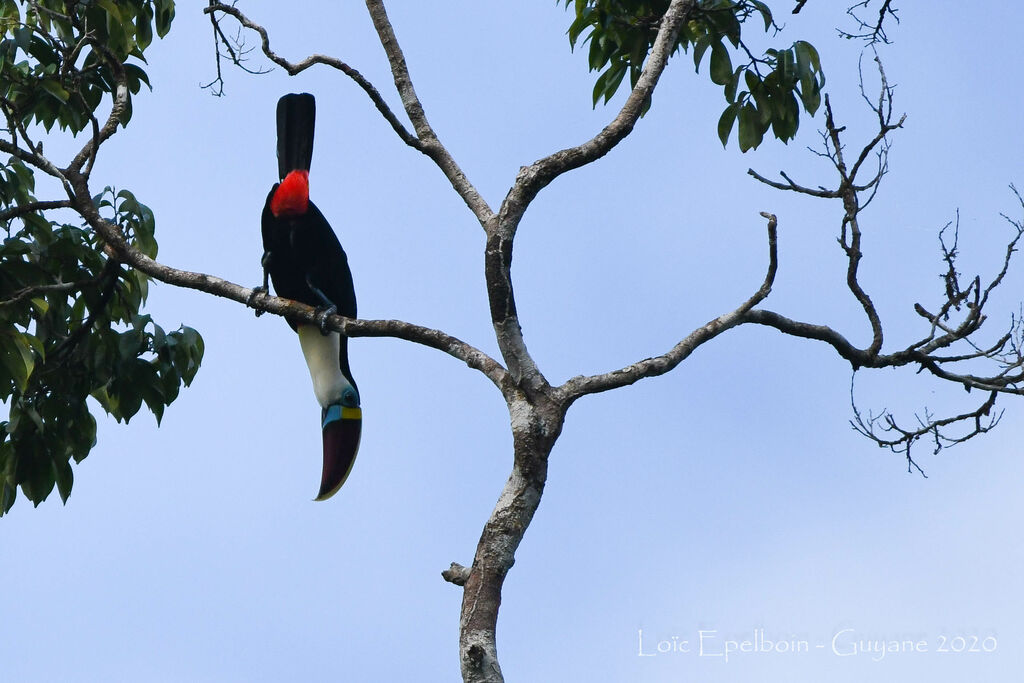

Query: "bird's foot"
left=315, top=304, right=337, bottom=335
left=247, top=285, right=268, bottom=316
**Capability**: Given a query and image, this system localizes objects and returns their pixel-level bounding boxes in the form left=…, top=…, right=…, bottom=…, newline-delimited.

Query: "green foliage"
left=0, top=0, right=173, bottom=132
left=0, top=1, right=198, bottom=515
left=0, top=183, right=203, bottom=515
left=564, top=0, right=825, bottom=150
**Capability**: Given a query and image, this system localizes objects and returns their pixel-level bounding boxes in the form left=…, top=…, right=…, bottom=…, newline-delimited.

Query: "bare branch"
left=740, top=184, right=1024, bottom=470
left=850, top=374, right=1001, bottom=476
left=0, top=132, right=70, bottom=189
left=741, top=308, right=867, bottom=366
left=0, top=199, right=73, bottom=223
left=978, top=186, right=1024, bottom=311
left=362, top=0, right=494, bottom=224
left=746, top=167, right=840, bottom=198
left=848, top=52, right=904, bottom=183
left=1, top=94, right=45, bottom=157
left=202, top=4, right=270, bottom=96
left=751, top=55, right=906, bottom=364
left=556, top=211, right=778, bottom=403
left=839, top=0, right=899, bottom=44
left=738, top=180, right=1024, bottom=404
left=204, top=3, right=420, bottom=147
left=204, top=1, right=495, bottom=226
left=0, top=280, right=86, bottom=308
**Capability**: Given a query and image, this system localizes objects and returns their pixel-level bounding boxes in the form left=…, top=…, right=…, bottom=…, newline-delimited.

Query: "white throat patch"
left=297, top=325, right=351, bottom=407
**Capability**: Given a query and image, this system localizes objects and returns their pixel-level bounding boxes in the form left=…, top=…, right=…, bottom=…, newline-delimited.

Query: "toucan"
left=253, top=93, right=362, bottom=501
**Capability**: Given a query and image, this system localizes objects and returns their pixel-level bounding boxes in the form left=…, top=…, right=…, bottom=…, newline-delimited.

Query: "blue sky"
left=3, top=3, right=1023, bottom=681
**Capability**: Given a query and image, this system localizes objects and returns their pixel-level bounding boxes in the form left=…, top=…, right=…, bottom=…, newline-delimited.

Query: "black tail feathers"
left=276, top=93, right=316, bottom=179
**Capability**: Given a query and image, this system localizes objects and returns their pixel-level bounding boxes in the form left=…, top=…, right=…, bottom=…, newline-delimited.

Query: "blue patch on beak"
left=322, top=404, right=342, bottom=429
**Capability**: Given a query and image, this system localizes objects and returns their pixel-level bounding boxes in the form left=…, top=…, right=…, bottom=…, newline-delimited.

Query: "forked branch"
left=840, top=0, right=899, bottom=44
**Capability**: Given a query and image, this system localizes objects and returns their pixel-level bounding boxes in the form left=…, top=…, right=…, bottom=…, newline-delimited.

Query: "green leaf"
left=717, top=102, right=740, bottom=147
left=794, top=41, right=811, bottom=83
left=20, top=332, right=43, bottom=360
left=744, top=68, right=760, bottom=94
left=0, top=331, right=35, bottom=393
left=709, top=40, right=732, bottom=86
left=53, top=457, right=73, bottom=503
left=0, top=0, right=22, bottom=23
left=692, top=33, right=711, bottom=72
left=724, top=66, right=742, bottom=103
left=39, top=78, right=70, bottom=103
left=601, top=62, right=627, bottom=104
left=587, top=28, right=606, bottom=70
left=794, top=40, right=823, bottom=115
left=794, top=40, right=821, bottom=73
left=778, top=47, right=795, bottom=87
left=135, top=4, right=154, bottom=51
left=737, top=103, right=764, bottom=152
left=770, top=97, right=798, bottom=141
left=154, top=0, right=175, bottom=38
left=1, top=480, right=15, bottom=516
left=12, top=25, right=32, bottom=50
left=123, top=63, right=151, bottom=93
left=801, top=82, right=821, bottom=116
left=750, top=0, right=773, bottom=31
left=591, top=66, right=609, bottom=106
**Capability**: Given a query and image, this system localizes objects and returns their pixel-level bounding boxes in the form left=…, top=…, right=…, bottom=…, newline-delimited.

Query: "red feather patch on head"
left=270, top=170, right=310, bottom=217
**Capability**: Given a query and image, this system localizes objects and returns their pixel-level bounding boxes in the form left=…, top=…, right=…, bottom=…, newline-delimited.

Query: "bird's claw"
left=316, top=304, right=337, bottom=335
left=247, top=285, right=268, bottom=317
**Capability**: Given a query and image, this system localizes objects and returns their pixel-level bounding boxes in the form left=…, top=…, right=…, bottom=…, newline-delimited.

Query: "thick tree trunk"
left=458, top=398, right=563, bottom=683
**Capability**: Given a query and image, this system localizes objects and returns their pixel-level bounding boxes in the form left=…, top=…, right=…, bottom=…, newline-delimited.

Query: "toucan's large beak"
left=316, top=405, right=362, bottom=501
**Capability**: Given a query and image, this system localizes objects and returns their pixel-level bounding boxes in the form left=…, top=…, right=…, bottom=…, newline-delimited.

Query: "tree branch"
left=57, top=167, right=509, bottom=393
left=204, top=2, right=418, bottom=146
left=362, top=0, right=494, bottom=224
left=0, top=137, right=70, bottom=188
left=0, top=279, right=87, bottom=308
left=204, top=1, right=494, bottom=225
left=442, top=562, right=471, bottom=587
left=66, top=32, right=130, bottom=176
left=498, top=0, right=697, bottom=231
left=751, top=57, right=905, bottom=363
left=457, top=396, right=561, bottom=683
left=840, top=0, right=899, bottom=44
left=850, top=375, right=1000, bottom=475
left=483, top=0, right=697, bottom=394
left=556, top=211, right=778, bottom=403
left=0, top=199, right=73, bottom=223
left=741, top=308, right=867, bottom=365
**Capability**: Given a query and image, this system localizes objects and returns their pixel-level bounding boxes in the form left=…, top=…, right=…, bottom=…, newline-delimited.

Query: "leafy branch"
left=564, top=0, right=827, bottom=150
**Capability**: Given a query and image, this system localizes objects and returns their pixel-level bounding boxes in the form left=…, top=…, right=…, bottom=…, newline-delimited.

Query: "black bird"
left=255, top=93, right=361, bottom=500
